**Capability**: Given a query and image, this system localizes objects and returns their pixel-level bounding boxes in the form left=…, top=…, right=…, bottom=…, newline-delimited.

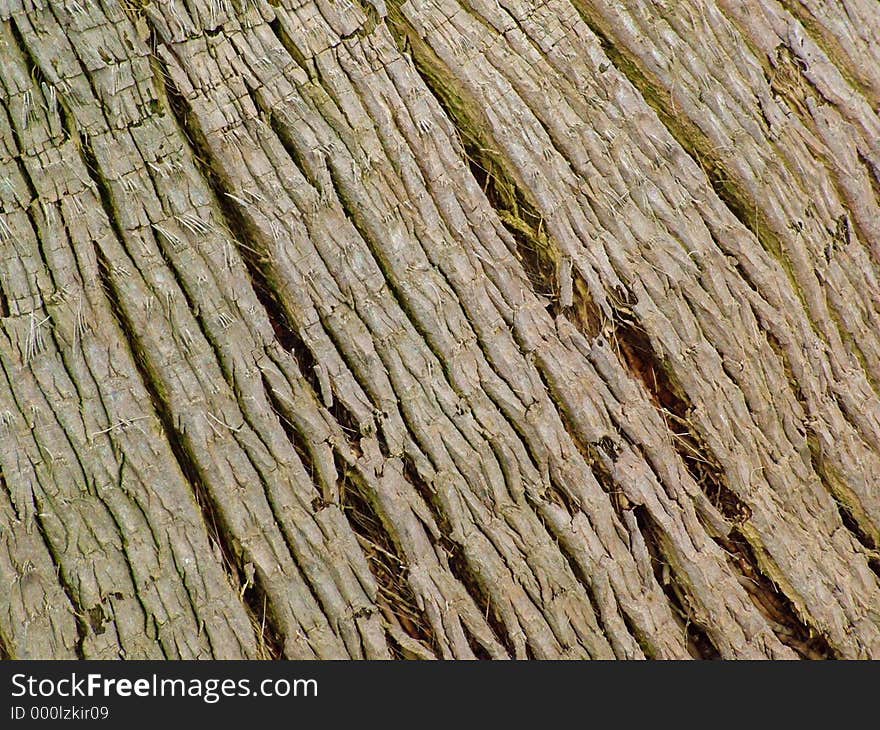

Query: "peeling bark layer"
left=0, top=0, right=878, bottom=659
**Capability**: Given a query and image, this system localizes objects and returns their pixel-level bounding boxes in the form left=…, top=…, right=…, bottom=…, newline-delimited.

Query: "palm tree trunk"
left=1, top=0, right=878, bottom=659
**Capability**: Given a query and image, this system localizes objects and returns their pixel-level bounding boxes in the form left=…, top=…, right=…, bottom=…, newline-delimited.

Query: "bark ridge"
left=0, top=0, right=878, bottom=659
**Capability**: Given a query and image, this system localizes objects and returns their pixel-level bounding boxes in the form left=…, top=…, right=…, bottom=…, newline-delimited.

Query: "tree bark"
left=0, top=0, right=878, bottom=659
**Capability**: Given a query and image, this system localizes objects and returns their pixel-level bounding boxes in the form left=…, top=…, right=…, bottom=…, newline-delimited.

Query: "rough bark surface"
left=0, top=0, right=878, bottom=659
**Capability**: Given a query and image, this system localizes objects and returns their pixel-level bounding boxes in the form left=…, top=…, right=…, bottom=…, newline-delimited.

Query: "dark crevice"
left=388, top=13, right=599, bottom=332
left=857, top=149, right=880, bottom=209
left=338, top=461, right=438, bottom=654
left=442, top=534, right=516, bottom=658
left=541, top=479, right=581, bottom=519
left=631, top=506, right=720, bottom=660
left=811, top=444, right=880, bottom=569
left=260, top=372, right=318, bottom=480
left=25, top=508, right=88, bottom=659
left=382, top=628, right=407, bottom=660
left=399, top=453, right=514, bottom=657
left=267, top=17, right=314, bottom=81
left=150, top=51, right=326, bottom=402
left=399, top=454, right=443, bottom=532
left=721, top=528, right=836, bottom=660
left=619, top=607, right=655, bottom=660
left=467, top=154, right=558, bottom=304
left=326, top=384, right=367, bottom=448
left=259, top=370, right=347, bottom=510
left=836, top=499, right=877, bottom=552
left=460, top=625, right=493, bottom=661
left=244, top=591, right=285, bottom=661
left=612, top=319, right=837, bottom=657
left=830, top=488, right=880, bottom=582
left=613, top=319, right=749, bottom=524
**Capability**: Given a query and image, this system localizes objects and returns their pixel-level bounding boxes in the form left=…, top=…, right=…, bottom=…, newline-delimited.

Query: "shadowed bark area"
left=0, top=0, right=877, bottom=659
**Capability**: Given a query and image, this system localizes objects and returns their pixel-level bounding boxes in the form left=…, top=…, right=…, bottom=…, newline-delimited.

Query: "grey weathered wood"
left=0, top=0, right=878, bottom=659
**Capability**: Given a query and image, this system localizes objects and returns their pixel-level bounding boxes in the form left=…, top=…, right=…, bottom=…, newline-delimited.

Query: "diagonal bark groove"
left=630, top=506, right=719, bottom=660
left=4, top=0, right=880, bottom=659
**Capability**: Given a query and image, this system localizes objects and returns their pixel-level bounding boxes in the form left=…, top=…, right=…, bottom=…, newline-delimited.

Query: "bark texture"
left=0, top=0, right=878, bottom=659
